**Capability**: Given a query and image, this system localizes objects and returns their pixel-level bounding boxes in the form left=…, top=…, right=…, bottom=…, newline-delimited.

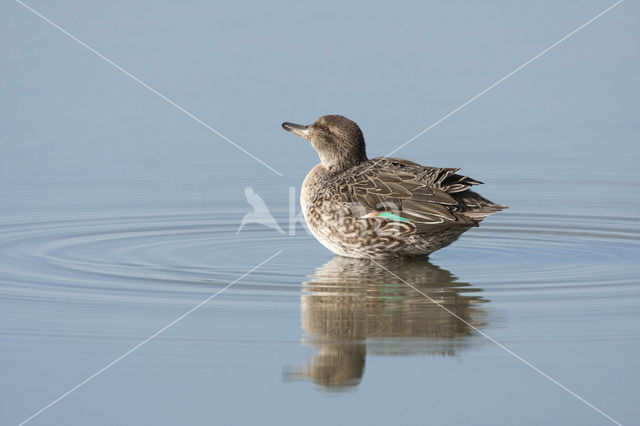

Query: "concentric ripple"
left=1, top=209, right=638, bottom=310
left=0, top=211, right=305, bottom=307
left=436, top=212, right=640, bottom=299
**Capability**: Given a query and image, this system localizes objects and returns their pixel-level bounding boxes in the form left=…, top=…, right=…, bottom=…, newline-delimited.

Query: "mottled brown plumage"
left=282, top=115, right=506, bottom=258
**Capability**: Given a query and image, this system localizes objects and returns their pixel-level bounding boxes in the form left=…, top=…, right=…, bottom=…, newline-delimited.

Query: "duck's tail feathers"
left=456, top=191, right=507, bottom=222
left=438, top=169, right=484, bottom=193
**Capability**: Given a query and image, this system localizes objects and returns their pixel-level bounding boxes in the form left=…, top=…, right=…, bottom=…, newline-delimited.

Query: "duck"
left=282, top=115, right=506, bottom=258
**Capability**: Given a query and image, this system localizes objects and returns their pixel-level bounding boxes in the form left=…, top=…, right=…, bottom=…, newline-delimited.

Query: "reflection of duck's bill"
left=281, top=122, right=311, bottom=140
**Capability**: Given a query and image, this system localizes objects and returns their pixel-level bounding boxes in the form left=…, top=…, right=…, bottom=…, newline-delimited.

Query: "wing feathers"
left=323, top=157, right=504, bottom=234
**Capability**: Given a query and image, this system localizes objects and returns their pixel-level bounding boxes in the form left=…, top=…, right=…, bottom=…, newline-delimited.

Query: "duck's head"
left=282, top=115, right=368, bottom=173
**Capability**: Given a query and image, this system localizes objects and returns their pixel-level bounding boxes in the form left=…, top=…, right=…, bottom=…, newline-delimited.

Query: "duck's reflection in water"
left=286, top=256, right=490, bottom=390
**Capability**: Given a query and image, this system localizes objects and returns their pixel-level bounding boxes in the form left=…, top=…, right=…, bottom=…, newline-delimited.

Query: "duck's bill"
left=281, top=122, right=310, bottom=140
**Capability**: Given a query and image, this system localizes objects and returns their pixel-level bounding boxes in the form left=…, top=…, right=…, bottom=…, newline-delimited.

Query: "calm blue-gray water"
left=1, top=1, right=639, bottom=425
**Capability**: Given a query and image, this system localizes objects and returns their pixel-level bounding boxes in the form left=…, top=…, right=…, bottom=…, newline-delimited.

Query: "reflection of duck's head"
left=285, top=343, right=365, bottom=390
left=287, top=256, right=489, bottom=389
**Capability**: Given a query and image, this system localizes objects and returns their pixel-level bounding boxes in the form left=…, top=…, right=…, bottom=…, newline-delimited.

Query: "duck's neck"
left=319, top=152, right=368, bottom=175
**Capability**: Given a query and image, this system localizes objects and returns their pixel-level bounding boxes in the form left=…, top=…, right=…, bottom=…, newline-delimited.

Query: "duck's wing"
left=329, top=157, right=500, bottom=232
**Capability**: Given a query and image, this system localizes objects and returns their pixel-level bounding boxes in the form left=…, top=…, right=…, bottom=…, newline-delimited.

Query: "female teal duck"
left=282, top=115, right=506, bottom=258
